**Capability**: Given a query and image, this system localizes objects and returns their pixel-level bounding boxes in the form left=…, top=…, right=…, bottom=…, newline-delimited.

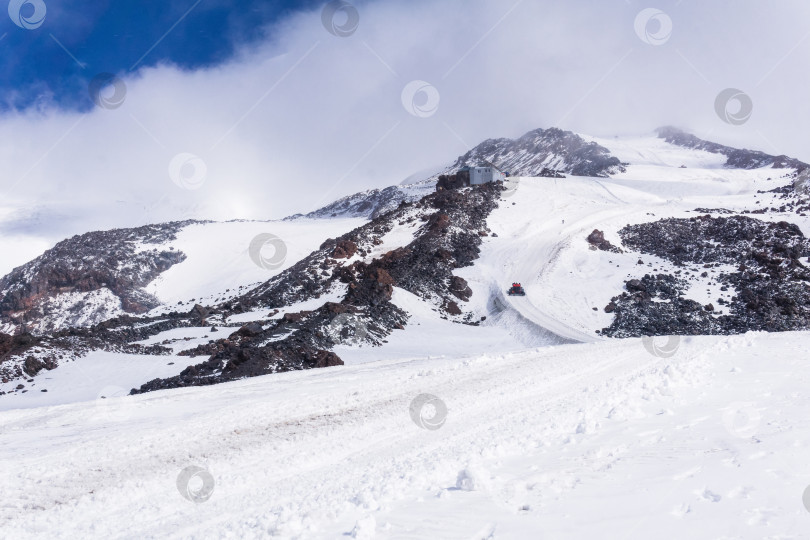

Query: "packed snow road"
left=2, top=331, right=809, bottom=538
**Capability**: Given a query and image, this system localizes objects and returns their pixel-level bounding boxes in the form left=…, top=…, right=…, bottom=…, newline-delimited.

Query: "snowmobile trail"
left=488, top=285, right=578, bottom=345
left=475, top=176, right=641, bottom=343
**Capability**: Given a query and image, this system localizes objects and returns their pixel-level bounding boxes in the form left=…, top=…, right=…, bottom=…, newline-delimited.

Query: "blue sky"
left=1, top=0, right=319, bottom=110
left=0, top=0, right=808, bottom=274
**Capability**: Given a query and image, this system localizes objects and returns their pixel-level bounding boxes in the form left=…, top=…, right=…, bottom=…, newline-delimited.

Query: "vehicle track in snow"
left=1, top=336, right=715, bottom=538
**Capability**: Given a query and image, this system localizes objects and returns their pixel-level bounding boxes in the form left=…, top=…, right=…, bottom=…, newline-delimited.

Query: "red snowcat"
left=507, top=283, right=526, bottom=296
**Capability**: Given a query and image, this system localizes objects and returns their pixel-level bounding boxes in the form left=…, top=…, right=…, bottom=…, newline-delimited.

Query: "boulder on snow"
left=444, top=301, right=462, bottom=315
left=586, top=229, right=622, bottom=253
left=22, top=356, right=45, bottom=377
left=191, top=304, right=210, bottom=326
left=448, top=276, right=473, bottom=301
left=237, top=322, right=264, bottom=336
left=332, top=240, right=358, bottom=259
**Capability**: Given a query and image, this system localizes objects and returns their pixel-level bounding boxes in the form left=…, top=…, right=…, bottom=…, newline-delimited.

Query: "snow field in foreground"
left=2, top=331, right=810, bottom=538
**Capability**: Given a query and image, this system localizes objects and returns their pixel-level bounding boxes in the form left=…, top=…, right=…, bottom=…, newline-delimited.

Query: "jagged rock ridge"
left=293, top=184, right=433, bottom=220
left=133, top=182, right=502, bottom=393
left=441, top=127, right=626, bottom=178
left=0, top=221, right=197, bottom=335
left=657, top=126, right=809, bottom=171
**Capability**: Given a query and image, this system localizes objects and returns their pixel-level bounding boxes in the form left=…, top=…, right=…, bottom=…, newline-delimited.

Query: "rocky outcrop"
left=657, top=126, right=809, bottom=172
left=132, top=182, right=503, bottom=393
left=0, top=221, right=193, bottom=335
left=331, top=239, right=358, bottom=259
left=587, top=229, right=622, bottom=253
left=293, top=185, right=432, bottom=220
left=441, top=127, right=625, bottom=179
left=601, top=215, right=810, bottom=337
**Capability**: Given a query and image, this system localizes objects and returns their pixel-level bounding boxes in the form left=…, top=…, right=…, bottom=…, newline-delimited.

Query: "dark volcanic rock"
left=539, top=168, right=566, bottom=178
left=602, top=215, right=810, bottom=337
left=442, top=127, right=625, bottom=178
left=449, top=276, right=473, bottom=301
left=295, top=185, right=426, bottom=220
left=444, top=301, right=462, bottom=315
left=132, top=183, right=502, bottom=394
left=0, top=311, right=197, bottom=385
left=602, top=274, right=721, bottom=337
left=238, top=322, right=264, bottom=336
left=191, top=304, right=210, bottom=326
left=22, top=356, right=46, bottom=377
left=332, top=240, right=358, bottom=259
left=587, top=229, right=622, bottom=253
left=437, top=171, right=470, bottom=190
left=0, top=221, right=194, bottom=335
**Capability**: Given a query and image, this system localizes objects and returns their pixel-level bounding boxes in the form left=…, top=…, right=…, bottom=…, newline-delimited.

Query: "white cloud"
left=0, top=0, right=808, bottom=274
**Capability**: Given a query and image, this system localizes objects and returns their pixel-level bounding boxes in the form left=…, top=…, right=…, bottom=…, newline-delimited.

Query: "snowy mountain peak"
left=444, top=126, right=626, bottom=178
left=656, top=126, right=809, bottom=171
left=3, top=126, right=810, bottom=403
left=301, top=126, right=628, bottom=220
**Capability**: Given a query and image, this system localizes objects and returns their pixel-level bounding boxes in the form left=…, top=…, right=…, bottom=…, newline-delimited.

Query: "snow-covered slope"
left=142, top=218, right=366, bottom=311
left=3, top=129, right=809, bottom=398
left=301, top=126, right=806, bottom=223
left=3, top=330, right=810, bottom=538
left=295, top=184, right=435, bottom=220
left=2, top=128, right=810, bottom=538
left=0, top=218, right=365, bottom=335
left=299, top=127, right=627, bottom=221
left=458, top=132, right=808, bottom=342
